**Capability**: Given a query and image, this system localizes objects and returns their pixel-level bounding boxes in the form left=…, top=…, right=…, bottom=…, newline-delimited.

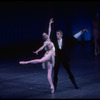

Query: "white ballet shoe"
left=50, top=87, right=55, bottom=93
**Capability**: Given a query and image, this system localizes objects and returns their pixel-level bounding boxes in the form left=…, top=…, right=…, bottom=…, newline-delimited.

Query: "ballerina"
left=19, top=43, right=55, bottom=93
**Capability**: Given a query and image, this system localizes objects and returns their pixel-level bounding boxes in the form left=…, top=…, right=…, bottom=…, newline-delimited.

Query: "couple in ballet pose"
left=19, top=18, right=88, bottom=93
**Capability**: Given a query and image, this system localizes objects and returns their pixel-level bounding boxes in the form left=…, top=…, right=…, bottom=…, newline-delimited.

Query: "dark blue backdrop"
left=0, top=1, right=100, bottom=48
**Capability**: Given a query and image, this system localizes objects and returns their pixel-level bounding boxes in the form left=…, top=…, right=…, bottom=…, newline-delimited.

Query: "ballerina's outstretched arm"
left=48, top=18, right=54, bottom=38
left=33, top=43, right=46, bottom=55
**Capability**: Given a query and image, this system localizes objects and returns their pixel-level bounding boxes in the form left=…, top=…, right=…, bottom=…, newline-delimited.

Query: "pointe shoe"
left=50, top=88, right=54, bottom=93
left=19, top=61, right=28, bottom=64
left=19, top=61, right=25, bottom=64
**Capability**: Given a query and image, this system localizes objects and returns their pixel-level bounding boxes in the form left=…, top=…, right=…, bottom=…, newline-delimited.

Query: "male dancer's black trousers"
left=53, top=55, right=78, bottom=90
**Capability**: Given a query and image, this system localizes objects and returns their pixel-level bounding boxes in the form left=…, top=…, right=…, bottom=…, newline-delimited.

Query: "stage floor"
left=0, top=42, right=100, bottom=99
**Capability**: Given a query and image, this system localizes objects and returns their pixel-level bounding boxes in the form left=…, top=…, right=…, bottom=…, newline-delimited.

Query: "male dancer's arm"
left=66, top=29, right=88, bottom=47
left=73, top=29, right=88, bottom=39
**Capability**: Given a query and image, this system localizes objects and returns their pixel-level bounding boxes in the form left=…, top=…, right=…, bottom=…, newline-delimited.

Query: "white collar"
left=58, top=38, right=62, bottom=42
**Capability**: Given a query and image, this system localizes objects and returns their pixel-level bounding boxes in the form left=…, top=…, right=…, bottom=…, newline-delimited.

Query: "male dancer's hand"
left=82, top=29, right=88, bottom=32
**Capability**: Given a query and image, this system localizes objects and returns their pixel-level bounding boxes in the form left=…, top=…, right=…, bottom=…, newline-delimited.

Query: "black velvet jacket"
left=53, top=36, right=80, bottom=61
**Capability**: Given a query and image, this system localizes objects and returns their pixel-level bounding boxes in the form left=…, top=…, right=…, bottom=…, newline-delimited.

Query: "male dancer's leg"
left=62, top=59, right=79, bottom=89
left=53, top=59, right=60, bottom=90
